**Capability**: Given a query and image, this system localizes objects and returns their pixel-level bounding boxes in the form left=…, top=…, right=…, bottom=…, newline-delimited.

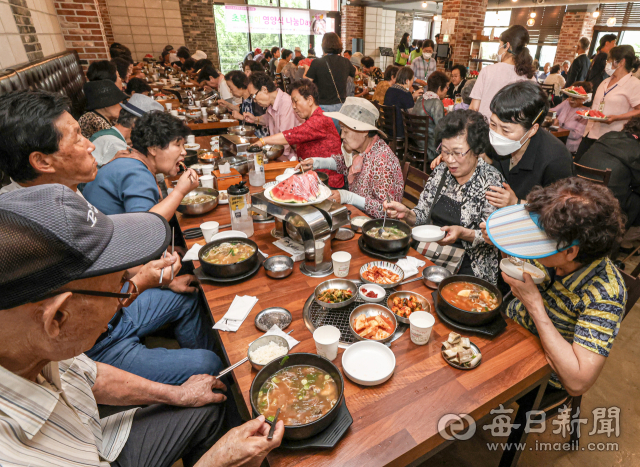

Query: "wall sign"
left=224, top=5, right=312, bottom=34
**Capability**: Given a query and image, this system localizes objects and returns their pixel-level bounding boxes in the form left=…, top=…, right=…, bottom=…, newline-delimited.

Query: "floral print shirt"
left=78, top=111, right=112, bottom=140
left=332, top=137, right=404, bottom=218
left=413, top=158, right=505, bottom=284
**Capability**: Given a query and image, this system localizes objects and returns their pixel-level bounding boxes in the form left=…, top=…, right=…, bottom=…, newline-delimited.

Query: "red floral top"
left=332, top=137, right=404, bottom=218
left=283, top=107, right=344, bottom=188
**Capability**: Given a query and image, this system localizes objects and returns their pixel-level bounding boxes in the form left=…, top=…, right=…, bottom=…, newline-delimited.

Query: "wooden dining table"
left=172, top=137, right=551, bottom=467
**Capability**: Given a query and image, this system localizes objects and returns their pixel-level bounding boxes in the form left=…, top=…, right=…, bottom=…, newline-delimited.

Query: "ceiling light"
left=526, top=18, right=535, bottom=26
left=607, top=16, right=616, bottom=26
left=592, top=8, right=600, bottom=18
left=422, top=1, right=427, bottom=7
left=433, top=14, right=439, bottom=21
left=512, top=0, right=517, bottom=3
left=530, top=12, right=536, bottom=18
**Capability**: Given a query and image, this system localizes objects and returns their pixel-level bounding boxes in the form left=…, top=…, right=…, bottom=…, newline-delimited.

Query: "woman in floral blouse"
left=384, top=110, right=504, bottom=284
left=297, top=97, right=403, bottom=218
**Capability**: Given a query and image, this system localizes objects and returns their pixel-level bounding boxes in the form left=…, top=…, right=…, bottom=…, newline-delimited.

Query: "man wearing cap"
left=294, top=46, right=303, bottom=60
left=0, top=184, right=284, bottom=466
left=0, top=90, right=222, bottom=387
left=192, top=49, right=207, bottom=61
left=78, top=80, right=128, bottom=139
left=484, top=177, right=627, bottom=396
left=91, top=93, right=164, bottom=167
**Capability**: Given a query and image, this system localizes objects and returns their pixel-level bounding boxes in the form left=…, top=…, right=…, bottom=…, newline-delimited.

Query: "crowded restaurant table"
left=166, top=135, right=552, bottom=467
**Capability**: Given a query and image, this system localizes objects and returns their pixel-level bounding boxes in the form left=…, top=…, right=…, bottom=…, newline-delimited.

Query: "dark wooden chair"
left=541, top=83, right=555, bottom=102
left=282, top=76, right=291, bottom=94
left=401, top=109, right=430, bottom=173
left=540, top=265, right=640, bottom=446
left=401, top=162, right=429, bottom=209
left=274, top=73, right=284, bottom=92
left=374, top=102, right=402, bottom=157
left=573, top=162, right=612, bottom=187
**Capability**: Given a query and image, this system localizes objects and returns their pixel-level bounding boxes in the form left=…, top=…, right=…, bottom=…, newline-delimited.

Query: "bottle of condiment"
left=247, top=145, right=265, bottom=187
left=228, top=181, right=254, bottom=237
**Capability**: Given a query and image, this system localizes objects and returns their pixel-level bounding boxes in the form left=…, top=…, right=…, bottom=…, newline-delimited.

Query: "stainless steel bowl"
left=262, top=144, right=285, bottom=161
left=254, top=307, right=292, bottom=331
left=386, top=291, right=431, bottom=324
left=423, top=265, right=452, bottom=289
left=217, top=156, right=249, bottom=175
left=314, top=279, right=358, bottom=309
left=350, top=215, right=370, bottom=233
left=247, top=335, right=290, bottom=371
left=250, top=209, right=274, bottom=222
left=349, top=303, right=398, bottom=344
left=198, top=150, right=222, bottom=164
left=263, top=255, right=294, bottom=279
left=228, top=125, right=255, bottom=136
left=177, top=187, right=219, bottom=216
left=207, top=105, right=226, bottom=117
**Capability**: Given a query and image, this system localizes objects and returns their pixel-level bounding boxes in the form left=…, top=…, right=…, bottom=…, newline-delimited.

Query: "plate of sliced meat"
left=264, top=170, right=332, bottom=206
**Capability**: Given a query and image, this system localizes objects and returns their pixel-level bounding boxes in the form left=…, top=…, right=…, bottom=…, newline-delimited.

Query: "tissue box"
left=214, top=168, right=242, bottom=190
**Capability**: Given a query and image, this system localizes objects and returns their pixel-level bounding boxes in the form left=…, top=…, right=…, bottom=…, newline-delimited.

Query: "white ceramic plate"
left=412, top=225, right=445, bottom=243
left=342, top=340, right=395, bottom=386
left=577, top=114, right=608, bottom=122
left=264, top=183, right=332, bottom=206
left=218, top=190, right=228, bottom=204
left=210, top=230, right=247, bottom=242
left=262, top=181, right=277, bottom=190
left=184, top=143, right=200, bottom=150
left=220, top=119, right=236, bottom=122
left=500, top=258, right=546, bottom=284
left=358, top=284, right=385, bottom=303
left=561, top=89, right=591, bottom=100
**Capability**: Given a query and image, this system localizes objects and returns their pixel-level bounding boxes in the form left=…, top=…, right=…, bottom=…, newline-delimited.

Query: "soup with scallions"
left=441, top=282, right=499, bottom=313
left=181, top=194, right=215, bottom=205
left=257, top=365, right=339, bottom=425
left=366, top=226, right=407, bottom=240
left=202, top=242, right=255, bottom=265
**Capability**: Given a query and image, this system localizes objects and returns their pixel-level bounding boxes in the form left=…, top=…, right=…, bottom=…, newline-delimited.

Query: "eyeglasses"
left=437, top=143, right=472, bottom=160
left=38, top=274, right=140, bottom=308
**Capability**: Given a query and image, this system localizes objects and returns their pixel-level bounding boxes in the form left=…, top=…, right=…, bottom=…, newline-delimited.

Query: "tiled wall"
left=107, top=0, right=186, bottom=61
left=364, top=7, right=396, bottom=69
left=0, top=0, right=65, bottom=69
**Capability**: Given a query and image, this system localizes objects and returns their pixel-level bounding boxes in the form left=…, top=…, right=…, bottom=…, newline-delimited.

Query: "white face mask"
left=498, top=44, right=509, bottom=62
left=604, top=61, right=618, bottom=76
left=489, top=128, right=531, bottom=156
left=423, top=52, right=432, bottom=60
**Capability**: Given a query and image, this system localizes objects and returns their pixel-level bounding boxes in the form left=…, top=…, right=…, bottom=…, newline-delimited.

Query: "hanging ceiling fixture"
left=511, top=0, right=518, bottom=3
left=592, top=8, right=600, bottom=18
left=607, top=16, right=617, bottom=26
left=530, top=11, right=536, bottom=18
left=527, top=17, right=535, bottom=26
left=433, top=1, right=440, bottom=21
left=422, top=1, right=427, bottom=8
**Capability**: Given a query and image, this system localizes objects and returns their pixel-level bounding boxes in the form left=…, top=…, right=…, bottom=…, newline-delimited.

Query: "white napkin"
left=219, top=162, right=231, bottom=174
left=396, top=256, right=426, bottom=279
left=273, top=238, right=305, bottom=262
left=183, top=243, right=203, bottom=261
left=213, top=295, right=258, bottom=332
left=264, top=324, right=299, bottom=349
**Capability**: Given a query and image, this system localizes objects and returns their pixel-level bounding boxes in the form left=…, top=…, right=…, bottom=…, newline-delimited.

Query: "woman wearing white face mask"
left=574, top=45, right=640, bottom=161
left=485, top=81, right=573, bottom=208
left=469, top=25, right=536, bottom=121
left=411, top=39, right=437, bottom=87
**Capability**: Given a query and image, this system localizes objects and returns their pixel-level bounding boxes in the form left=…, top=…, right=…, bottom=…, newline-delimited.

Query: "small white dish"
left=358, top=284, right=385, bottom=303
left=220, top=119, right=236, bottom=122
left=218, top=190, right=228, bottom=204
left=342, top=340, right=395, bottom=386
left=412, top=225, right=445, bottom=243
left=210, top=230, right=248, bottom=242
left=500, top=258, right=546, bottom=284
left=184, top=143, right=200, bottom=150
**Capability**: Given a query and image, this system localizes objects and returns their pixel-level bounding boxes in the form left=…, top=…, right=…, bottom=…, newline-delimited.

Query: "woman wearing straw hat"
left=296, top=97, right=403, bottom=218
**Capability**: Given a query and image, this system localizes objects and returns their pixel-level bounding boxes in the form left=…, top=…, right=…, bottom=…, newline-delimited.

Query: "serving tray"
left=358, top=235, right=410, bottom=261
left=278, top=400, right=353, bottom=450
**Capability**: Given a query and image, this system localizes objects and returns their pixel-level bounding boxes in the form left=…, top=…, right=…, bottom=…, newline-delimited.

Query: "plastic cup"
left=332, top=251, right=351, bottom=277
left=202, top=164, right=213, bottom=176
left=165, top=102, right=172, bottom=110
left=409, top=311, right=435, bottom=345
left=200, top=221, right=219, bottom=242
left=187, top=135, right=196, bottom=144
left=170, top=110, right=178, bottom=116
left=313, top=325, right=340, bottom=361
left=200, top=174, right=214, bottom=188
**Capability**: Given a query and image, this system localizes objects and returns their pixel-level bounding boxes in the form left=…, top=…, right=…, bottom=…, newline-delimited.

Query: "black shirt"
left=565, top=54, right=590, bottom=88
left=306, top=55, right=355, bottom=105
left=446, top=78, right=467, bottom=99
left=587, top=52, right=608, bottom=95
left=491, top=129, right=573, bottom=201
left=383, top=86, right=415, bottom=139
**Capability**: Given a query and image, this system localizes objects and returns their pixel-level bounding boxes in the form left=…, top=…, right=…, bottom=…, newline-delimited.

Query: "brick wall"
left=341, top=4, right=363, bottom=53
left=394, top=11, right=412, bottom=53
left=554, top=11, right=595, bottom=66
left=54, top=0, right=110, bottom=67
left=441, top=0, right=488, bottom=69
left=95, top=0, right=113, bottom=44
left=178, top=0, right=218, bottom=68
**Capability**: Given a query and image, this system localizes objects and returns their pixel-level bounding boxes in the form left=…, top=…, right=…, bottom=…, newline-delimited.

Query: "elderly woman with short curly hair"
left=486, top=177, right=627, bottom=396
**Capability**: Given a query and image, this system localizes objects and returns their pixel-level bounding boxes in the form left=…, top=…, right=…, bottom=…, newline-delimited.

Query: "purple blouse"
left=550, top=99, right=588, bottom=153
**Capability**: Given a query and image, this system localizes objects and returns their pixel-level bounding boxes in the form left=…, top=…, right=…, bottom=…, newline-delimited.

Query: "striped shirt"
left=0, top=354, right=137, bottom=466
left=507, top=256, right=627, bottom=388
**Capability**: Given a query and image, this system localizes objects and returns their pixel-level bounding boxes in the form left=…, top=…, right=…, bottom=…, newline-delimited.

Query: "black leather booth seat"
left=0, top=51, right=86, bottom=119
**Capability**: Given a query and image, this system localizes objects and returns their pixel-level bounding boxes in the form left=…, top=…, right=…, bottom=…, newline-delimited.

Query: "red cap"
left=255, top=48, right=262, bottom=54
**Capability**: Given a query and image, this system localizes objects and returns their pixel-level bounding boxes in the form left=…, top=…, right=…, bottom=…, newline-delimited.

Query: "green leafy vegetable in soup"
left=257, top=365, right=338, bottom=426
left=366, top=226, right=407, bottom=240
left=203, top=242, right=255, bottom=265
left=181, top=194, right=214, bottom=205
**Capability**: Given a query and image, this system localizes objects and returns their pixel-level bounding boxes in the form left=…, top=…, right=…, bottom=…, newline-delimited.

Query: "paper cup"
left=195, top=100, right=201, bottom=107
left=170, top=110, right=178, bottom=116
left=187, top=135, right=196, bottom=144
left=200, top=221, right=219, bottom=242
left=200, top=174, right=214, bottom=188
left=409, top=311, right=435, bottom=345
left=165, top=102, right=172, bottom=110
left=313, top=325, right=340, bottom=361
left=332, top=251, right=351, bottom=277
left=202, top=164, right=213, bottom=176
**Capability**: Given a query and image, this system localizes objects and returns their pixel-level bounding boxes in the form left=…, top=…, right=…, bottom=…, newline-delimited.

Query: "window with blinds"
left=596, top=3, right=640, bottom=27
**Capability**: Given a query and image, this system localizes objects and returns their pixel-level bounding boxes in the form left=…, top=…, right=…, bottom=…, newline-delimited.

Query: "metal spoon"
left=268, top=408, right=281, bottom=440
left=378, top=194, right=391, bottom=237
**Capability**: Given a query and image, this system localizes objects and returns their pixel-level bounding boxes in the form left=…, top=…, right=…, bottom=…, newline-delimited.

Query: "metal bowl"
left=423, top=266, right=452, bottom=289
left=247, top=335, right=290, bottom=371
left=436, top=275, right=503, bottom=327
left=350, top=215, right=370, bottom=233
left=387, top=291, right=431, bottom=324
left=177, top=188, right=219, bottom=216
left=198, top=238, right=259, bottom=278
left=349, top=303, right=398, bottom=344
left=316, top=171, right=329, bottom=185
left=361, top=219, right=412, bottom=252
left=207, top=105, right=226, bottom=117
left=263, top=255, right=294, bottom=279
left=262, top=144, right=285, bottom=161
left=228, top=125, right=255, bottom=136
left=254, top=307, right=292, bottom=331
left=314, top=279, right=358, bottom=309
left=218, top=156, right=249, bottom=175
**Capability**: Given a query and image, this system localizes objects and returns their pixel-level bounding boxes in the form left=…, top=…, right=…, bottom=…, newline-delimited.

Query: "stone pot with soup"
left=198, top=238, right=259, bottom=278
left=250, top=352, right=344, bottom=440
left=361, top=219, right=412, bottom=252
left=436, top=275, right=503, bottom=326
